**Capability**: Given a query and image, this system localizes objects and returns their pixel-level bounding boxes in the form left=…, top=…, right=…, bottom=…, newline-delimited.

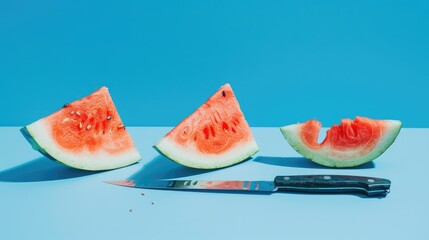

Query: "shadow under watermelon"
left=253, top=156, right=375, bottom=169
left=0, top=157, right=102, bottom=182
left=126, top=155, right=215, bottom=184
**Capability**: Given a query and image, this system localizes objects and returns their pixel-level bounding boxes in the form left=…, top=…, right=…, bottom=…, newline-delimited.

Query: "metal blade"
left=105, top=179, right=276, bottom=192
left=105, top=180, right=137, bottom=187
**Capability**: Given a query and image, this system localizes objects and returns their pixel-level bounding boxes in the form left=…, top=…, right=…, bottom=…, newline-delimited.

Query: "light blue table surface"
left=0, top=127, right=428, bottom=239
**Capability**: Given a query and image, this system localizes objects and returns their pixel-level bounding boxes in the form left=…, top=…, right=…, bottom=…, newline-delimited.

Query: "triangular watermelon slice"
left=280, top=117, right=402, bottom=167
left=21, top=87, right=141, bottom=171
left=154, top=84, right=259, bottom=169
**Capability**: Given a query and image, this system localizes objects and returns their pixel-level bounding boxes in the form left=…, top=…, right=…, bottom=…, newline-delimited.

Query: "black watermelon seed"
left=62, top=103, right=70, bottom=108
left=222, top=90, right=226, bottom=97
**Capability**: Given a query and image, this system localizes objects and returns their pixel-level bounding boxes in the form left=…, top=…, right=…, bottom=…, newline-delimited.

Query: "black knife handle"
left=274, top=175, right=391, bottom=196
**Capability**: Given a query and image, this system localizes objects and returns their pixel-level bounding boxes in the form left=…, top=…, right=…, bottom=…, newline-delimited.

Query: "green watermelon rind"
left=280, top=120, right=402, bottom=168
left=21, top=126, right=59, bottom=163
left=154, top=138, right=259, bottom=169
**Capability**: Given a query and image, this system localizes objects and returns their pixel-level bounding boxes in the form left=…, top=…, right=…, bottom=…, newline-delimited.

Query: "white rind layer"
left=154, top=138, right=259, bottom=169
left=26, top=119, right=141, bottom=171
left=280, top=120, right=402, bottom=167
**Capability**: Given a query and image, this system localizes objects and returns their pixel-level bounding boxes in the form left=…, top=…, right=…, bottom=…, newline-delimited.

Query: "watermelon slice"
left=154, top=84, right=259, bottom=169
left=280, top=117, right=402, bottom=167
left=21, top=87, right=141, bottom=171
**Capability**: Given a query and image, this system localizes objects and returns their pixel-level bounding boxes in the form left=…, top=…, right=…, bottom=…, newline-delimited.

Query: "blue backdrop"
left=1, top=0, right=428, bottom=127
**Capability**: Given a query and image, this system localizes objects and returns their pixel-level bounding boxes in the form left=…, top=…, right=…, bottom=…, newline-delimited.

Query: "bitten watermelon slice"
left=21, top=87, right=141, bottom=171
left=154, top=84, right=259, bottom=169
left=280, top=117, right=401, bottom=167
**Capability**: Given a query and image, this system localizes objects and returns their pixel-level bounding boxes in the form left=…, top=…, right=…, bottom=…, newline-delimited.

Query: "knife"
left=106, top=175, right=391, bottom=197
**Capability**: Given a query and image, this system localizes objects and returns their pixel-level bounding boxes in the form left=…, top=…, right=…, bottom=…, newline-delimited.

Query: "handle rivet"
left=283, top=176, right=290, bottom=181
left=367, top=179, right=375, bottom=183
left=323, top=176, right=331, bottom=180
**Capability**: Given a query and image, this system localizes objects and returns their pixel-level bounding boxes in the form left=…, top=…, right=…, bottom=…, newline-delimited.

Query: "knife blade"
left=105, top=175, right=391, bottom=196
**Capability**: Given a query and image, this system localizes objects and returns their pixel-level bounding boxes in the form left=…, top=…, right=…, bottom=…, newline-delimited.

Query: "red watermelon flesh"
left=280, top=117, right=402, bottom=167
left=21, top=87, right=141, bottom=171
left=154, top=84, right=259, bottom=169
